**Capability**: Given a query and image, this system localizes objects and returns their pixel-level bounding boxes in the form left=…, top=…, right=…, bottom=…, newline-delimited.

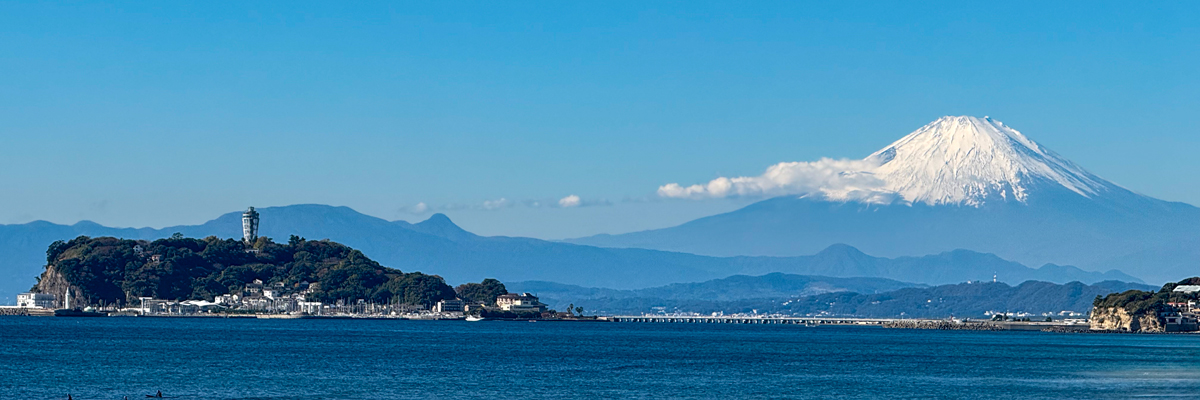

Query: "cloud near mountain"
left=657, top=116, right=1112, bottom=208
left=657, top=158, right=887, bottom=201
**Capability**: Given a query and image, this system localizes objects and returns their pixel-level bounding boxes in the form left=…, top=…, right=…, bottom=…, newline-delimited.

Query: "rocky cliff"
left=32, top=263, right=78, bottom=309
left=1089, top=307, right=1166, bottom=332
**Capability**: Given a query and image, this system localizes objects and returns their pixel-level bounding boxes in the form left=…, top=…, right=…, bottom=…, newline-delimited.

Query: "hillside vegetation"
left=1093, top=277, right=1200, bottom=314
left=37, top=235, right=457, bottom=306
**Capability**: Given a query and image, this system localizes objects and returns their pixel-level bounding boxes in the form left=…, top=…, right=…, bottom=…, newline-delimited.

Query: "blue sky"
left=1, top=1, right=1197, bottom=238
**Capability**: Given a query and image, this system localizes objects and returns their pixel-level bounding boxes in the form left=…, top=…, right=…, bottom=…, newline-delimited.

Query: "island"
left=31, top=235, right=468, bottom=315
left=1090, top=277, right=1200, bottom=332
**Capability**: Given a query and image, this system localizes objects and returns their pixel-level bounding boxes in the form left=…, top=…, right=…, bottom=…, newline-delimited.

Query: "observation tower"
left=242, top=207, right=260, bottom=244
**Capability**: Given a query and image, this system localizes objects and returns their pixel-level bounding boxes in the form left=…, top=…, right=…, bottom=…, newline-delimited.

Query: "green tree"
left=46, top=240, right=69, bottom=263
left=455, top=278, right=508, bottom=306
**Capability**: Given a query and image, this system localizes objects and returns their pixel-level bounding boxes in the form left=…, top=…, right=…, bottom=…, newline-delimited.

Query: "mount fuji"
left=569, top=116, right=1200, bottom=284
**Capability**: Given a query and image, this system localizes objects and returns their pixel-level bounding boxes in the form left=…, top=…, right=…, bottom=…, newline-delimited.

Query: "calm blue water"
left=1, top=317, right=1198, bottom=399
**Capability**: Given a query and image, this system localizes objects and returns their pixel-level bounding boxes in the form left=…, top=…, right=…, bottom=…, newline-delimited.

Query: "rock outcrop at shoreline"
left=883, top=320, right=1003, bottom=331
left=31, top=263, right=80, bottom=308
left=1088, top=307, right=1167, bottom=332
left=1088, top=277, right=1200, bottom=333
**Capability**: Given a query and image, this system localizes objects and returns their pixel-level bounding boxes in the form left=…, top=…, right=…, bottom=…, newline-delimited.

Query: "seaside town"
left=1, top=208, right=570, bottom=321
left=9, top=281, right=555, bottom=320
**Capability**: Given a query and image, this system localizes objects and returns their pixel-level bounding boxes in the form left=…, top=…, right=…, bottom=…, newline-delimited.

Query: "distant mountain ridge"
left=508, top=273, right=924, bottom=311
left=523, top=277, right=1155, bottom=317
left=0, top=205, right=1139, bottom=302
left=569, top=116, right=1200, bottom=284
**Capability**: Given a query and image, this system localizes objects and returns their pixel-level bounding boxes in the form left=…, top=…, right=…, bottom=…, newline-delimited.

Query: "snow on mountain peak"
left=657, top=115, right=1118, bottom=207
left=860, top=116, right=1109, bottom=206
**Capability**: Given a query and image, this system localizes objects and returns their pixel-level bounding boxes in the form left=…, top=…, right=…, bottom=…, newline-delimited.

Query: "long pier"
left=612, top=315, right=898, bottom=326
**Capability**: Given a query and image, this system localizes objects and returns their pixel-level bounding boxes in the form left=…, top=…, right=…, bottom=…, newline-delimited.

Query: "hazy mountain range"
left=569, top=116, right=1200, bottom=284
left=507, top=273, right=923, bottom=311
left=514, top=276, right=1154, bottom=317
left=0, top=205, right=1136, bottom=302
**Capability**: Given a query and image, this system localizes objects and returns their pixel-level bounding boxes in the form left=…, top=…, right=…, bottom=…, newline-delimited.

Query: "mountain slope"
left=569, top=116, right=1200, bottom=284
left=508, top=273, right=923, bottom=311
left=514, top=278, right=1154, bottom=317
left=771, top=280, right=1157, bottom=318
left=0, top=205, right=1138, bottom=302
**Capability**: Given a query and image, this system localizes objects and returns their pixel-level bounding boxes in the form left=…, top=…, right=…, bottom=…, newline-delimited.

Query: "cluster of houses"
left=136, top=279, right=350, bottom=316
left=1163, top=285, right=1200, bottom=332
left=8, top=278, right=553, bottom=319
left=129, top=278, right=549, bottom=318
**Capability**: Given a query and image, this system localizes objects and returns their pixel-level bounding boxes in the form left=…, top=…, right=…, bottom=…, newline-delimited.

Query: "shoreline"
left=3, top=311, right=1193, bottom=333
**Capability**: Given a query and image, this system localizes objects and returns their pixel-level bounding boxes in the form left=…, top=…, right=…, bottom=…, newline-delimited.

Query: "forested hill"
left=1093, top=277, right=1200, bottom=314
left=35, top=235, right=457, bottom=306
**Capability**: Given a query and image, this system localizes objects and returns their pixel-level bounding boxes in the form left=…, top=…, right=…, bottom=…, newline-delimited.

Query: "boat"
left=465, top=315, right=484, bottom=322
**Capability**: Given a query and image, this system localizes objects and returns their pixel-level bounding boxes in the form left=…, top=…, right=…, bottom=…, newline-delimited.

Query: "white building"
left=16, top=293, right=56, bottom=308
left=1173, top=285, right=1200, bottom=294
left=299, top=301, right=323, bottom=314
left=496, top=293, right=546, bottom=313
left=433, top=299, right=464, bottom=313
left=215, top=293, right=240, bottom=306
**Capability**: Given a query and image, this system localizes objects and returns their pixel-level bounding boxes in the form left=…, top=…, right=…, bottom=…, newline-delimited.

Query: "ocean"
left=1, top=317, right=1198, bottom=399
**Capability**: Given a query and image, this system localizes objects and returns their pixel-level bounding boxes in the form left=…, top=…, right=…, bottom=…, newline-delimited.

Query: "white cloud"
left=397, top=202, right=431, bottom=215
left=558, top=195, right=582, bottom=208
left=657, top=158, right=889, bottom=201
left=410, top=202, right=429, bottom=213
left=482, top=198, right=510, bottom=210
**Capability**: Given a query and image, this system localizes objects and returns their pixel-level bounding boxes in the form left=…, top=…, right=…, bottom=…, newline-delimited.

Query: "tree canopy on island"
left=455, top=278, right=508, bottom=306
left=1093, top=277, right=1200, bottom=315
left=41, top=235, right=458, bottom=306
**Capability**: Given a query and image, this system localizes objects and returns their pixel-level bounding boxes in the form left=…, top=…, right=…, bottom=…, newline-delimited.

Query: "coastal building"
left=299, top=301, right=323, bottom=314
left=432, top=299, right=464, bottom=313
left=16, top=293, right=56, bottom=308
left=1163, top=311, right=1199, bottom=332
left=244, top=279, right=264, bottom=296
left=1172, top=285, right=1200, bottom=294
left=242, top=207, right=260, bottom=244
left=180, top=300, right=220, bottom=313
left=496, top=293, right=546, bottom=313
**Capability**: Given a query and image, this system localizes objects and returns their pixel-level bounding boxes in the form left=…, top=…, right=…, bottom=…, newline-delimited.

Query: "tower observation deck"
left=242, top=207, right=260, bottom=244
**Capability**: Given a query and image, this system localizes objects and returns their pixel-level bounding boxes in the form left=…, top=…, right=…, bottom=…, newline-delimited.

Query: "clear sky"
left=1, top=1, right=1197, bottom=239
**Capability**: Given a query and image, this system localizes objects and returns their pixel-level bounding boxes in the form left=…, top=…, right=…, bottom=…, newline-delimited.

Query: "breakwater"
left=0, top=307, right=54, bottom=317
left=613, top=316, right=894, bottom=325
left=883, top=320, right=1003, bottom=331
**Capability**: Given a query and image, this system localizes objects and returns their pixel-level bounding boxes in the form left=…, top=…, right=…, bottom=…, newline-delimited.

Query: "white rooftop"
left=1172, top=285, right=1200, bottom=293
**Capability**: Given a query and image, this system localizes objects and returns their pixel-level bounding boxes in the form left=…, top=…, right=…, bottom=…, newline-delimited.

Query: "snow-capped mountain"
left=571, top=116, right=1200, bottom=284
left=864, top=116, right=1111, bottom=206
